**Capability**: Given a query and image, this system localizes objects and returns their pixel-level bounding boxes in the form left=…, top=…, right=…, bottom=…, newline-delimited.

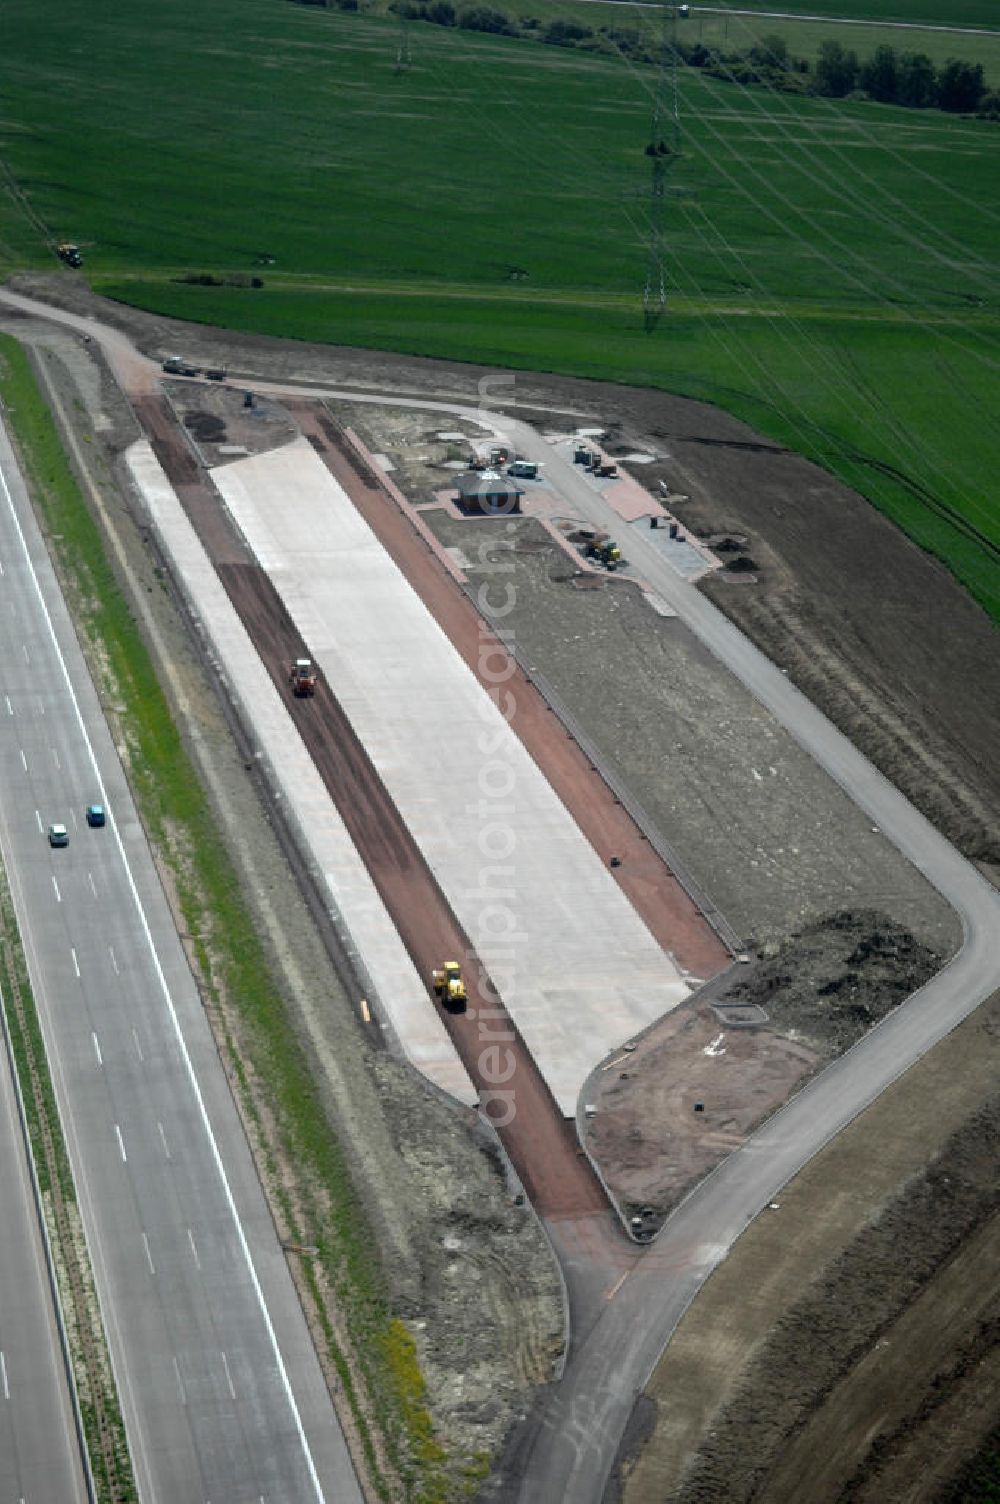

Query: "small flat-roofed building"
left=454, top=471, right=524, bottom=516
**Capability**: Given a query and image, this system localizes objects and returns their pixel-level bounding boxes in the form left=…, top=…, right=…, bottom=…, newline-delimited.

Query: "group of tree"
left=304, top=0, right=1000, bottom=120
left=813, top=40, right=993, bottom=114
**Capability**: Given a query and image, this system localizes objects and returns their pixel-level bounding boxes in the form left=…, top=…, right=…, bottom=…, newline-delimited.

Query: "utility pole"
left=395, top=12, right=412, bottom=71
left=642, top=2, right=684, bottom=332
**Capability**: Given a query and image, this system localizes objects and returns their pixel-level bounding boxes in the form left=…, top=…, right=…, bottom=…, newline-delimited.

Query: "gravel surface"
left=415, top=513, right=957, bottom=959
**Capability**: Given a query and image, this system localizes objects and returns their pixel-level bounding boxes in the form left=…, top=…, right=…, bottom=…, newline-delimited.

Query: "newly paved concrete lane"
left=0, top=973, right=88, bottom=1504
left=213, top=438, right=690, bottom=1115
left=0, top=417, right=361, bottom=1503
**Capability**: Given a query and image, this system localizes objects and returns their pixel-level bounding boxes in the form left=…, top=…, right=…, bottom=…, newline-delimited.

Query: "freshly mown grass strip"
left=0, top=332, right=466, bottom=1500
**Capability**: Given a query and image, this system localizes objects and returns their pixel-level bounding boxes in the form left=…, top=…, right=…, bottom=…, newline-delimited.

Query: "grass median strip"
left=0, top=869, right=135, bottom=1503
left=0, top=332, right=465, bottom=1500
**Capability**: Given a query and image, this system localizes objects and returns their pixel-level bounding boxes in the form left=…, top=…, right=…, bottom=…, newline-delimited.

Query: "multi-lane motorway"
left=0, top=414, right=361, bottom=1502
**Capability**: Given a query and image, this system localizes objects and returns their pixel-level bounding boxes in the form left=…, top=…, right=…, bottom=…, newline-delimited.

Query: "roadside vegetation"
left=0, top=332, right=469, bottom=1501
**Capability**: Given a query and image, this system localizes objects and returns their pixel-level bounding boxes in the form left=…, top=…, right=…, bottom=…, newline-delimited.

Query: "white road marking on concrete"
left=0, top=557, right=4, bottom=575
left=51, top=747, right=60, bottom=771
left=131, top=1027, right=143, bottom=1062
left=158, top=1122, right=171, bottom=1161
left=4, top=694, right=11, bottom=715
left=51, top=875, right=61, bottom=904
left=115, top=1124, right=127, bottom=1163
left=0, top=1351, right=8, bottom=1399
left=187, top=1228, right=201, bottom=1269
left=173, top=1356, right=186, bottom=1405
left=70, top=947, right=79, bottom=978
left=109, top=945, right=119, bottom=974
left=605, top=1271, right=629, bottom=1302
left=359, top=998, right=370, bottom=1024
left=142, top=1233, right=155, bottom=1276
left=221, top=1350, right=236, bottom=1400
left=21, top=643, right=28, bottom=663
left=92, top=1032, right=103, bottom=1067
left=34, top=808, right=42, bottom=832
left=88, top=871, right=97, bottom=897
left=703, top=1033, right=726, bottom=1057
left=69, top=808, right=77, bottom=828
left=19, top=748, right=26, bottom=772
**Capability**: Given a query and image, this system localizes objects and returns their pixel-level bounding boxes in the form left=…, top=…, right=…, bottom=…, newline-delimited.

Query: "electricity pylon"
left=643, top=2, right=684, bottom=332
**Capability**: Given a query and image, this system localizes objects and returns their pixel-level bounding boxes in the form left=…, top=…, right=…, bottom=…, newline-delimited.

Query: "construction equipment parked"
left=432, top=961, right=468, bottom=1010
left=56, top=242, right=82, bottom=268
left=585, top=534, right=622, bottom=570
left=289, top=658, right=317, bottom=697
left=161, top=355, right=200, bottom=376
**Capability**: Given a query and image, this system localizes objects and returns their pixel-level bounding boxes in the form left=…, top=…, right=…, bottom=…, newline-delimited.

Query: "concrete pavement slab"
left=212, top=439, right=691, bottom=1116
left=126, top=441, right=475, bottom=1107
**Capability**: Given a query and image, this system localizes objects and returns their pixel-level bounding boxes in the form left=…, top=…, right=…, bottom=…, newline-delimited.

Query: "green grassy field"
left=1, top=0, right=998, bottom=618
left=704, top=0, right=999, bottom=25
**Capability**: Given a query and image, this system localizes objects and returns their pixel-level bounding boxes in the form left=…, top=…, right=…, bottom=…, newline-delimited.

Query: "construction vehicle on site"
left=57, top=242, right=83, bottom=268
left=432, top=961, right=468, bottom=1010
left=289, top=658, right=317, bottom=697
left=585, top=534, right=622, bottom=570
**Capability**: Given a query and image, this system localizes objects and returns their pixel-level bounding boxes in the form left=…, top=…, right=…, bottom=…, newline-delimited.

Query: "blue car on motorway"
left=85, top=804, right=106, bottom=828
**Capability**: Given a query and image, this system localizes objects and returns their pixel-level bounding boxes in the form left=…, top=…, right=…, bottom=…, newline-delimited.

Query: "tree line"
left=363, top=1, right=999, bottom=121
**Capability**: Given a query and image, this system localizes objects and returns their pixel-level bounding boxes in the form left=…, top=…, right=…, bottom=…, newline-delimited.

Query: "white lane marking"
left=70, top=947, right=79, bottom=978
left=51, top=747, right=60, bottom=771
left=109, top=946, right=119, bottom=974
left=88, top=871, right=97, bottom=897
left=34, top=808, right=42, bottom=832
left=131, top=1027, right=143, bottom=1062
left=19, top=748, right=26, bottom=772
left=69, top=808, right=77, bottom=829
left=142, top=1232, right=156, bottom=1276
left=187, top=1228, right=200, bottom=1269
left=115, top=1124, right=127, bottom=1163
left=158, top=1122, right=171, bottom=1161
left=0, top=557, right=4, bottom=575
left=0, top=454, right=328, bottom=1503
left=51, top=876, right=61, bottom=904
left=0, top=1351, right=8, bottom=1399
left=221, top=1350, right=236, bottom=1400
left=21, top=643, right=28, bottom=664
left=172, top=1356, right=186, bottom=1405
left=92, top=1032, right=103, bottom=1067
left=4, top=694, right=11, bottom=715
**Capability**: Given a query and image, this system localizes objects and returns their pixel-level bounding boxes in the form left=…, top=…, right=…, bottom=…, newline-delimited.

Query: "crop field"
left=714, top=0, right=999, bottom=25
left=1, top=0, right=998, bottom=616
